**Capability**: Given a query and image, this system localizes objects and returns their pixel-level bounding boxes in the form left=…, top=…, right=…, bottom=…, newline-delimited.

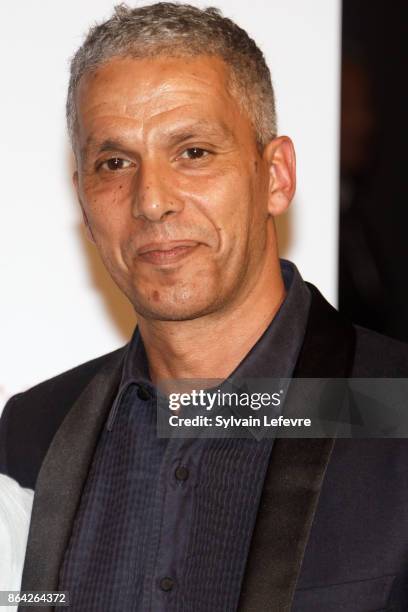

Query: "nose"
left=131, top=160, right=183, bottom=222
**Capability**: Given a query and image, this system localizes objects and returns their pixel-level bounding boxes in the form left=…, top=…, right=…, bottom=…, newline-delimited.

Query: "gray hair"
left=66, top=2, right=277, bottom=150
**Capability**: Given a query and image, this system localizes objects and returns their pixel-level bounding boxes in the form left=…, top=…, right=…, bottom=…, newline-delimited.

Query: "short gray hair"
left=66, top=2, right=277, bottom=150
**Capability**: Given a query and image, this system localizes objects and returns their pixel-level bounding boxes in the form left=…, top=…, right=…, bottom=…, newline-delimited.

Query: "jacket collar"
left=20, top=283, right=355, bottom=612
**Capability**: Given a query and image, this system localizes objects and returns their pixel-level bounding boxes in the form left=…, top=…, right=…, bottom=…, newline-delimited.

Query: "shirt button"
left=159, top=577, right=175, bottom=591
left=175, top=466, right=189, bottom=481
left=137, top=385, right=150, bottom=401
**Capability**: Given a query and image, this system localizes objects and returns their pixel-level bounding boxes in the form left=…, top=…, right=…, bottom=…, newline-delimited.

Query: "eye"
left=180, top=147, right=209, bottom=160
left=101, top=158, right=133, bottom=171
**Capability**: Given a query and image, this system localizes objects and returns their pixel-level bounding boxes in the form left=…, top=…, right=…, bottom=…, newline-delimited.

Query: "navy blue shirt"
left=59, top=260, right=311, bottom=611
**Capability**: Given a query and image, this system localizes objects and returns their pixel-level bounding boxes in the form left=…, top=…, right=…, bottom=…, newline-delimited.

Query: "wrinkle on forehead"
left=77, top=56, right=246, bottom=152
left=80, top=54, right=230, bottom=100
left=79, top=73, right=233, bottom=123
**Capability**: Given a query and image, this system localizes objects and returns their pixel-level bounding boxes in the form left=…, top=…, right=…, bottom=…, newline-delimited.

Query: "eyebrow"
left=82, top=120, right=234, bottom=160
left=164, top=120, right=234, bottom=146
left=81, top=138, right=133, bottom=161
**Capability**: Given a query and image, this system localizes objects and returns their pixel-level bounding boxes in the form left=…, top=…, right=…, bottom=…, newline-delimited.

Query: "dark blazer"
left=1, top=284, right=408, bottom=612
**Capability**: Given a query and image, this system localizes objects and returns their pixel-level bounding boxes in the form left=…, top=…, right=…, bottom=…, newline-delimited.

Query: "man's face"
left=74, top=55, right=281, bottom=321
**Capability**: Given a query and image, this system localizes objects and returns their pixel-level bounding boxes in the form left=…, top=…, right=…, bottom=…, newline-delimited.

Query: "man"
left=1, top=3, right=408, bottom=611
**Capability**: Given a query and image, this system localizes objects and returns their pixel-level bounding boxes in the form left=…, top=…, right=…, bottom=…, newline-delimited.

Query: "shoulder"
left=4, top=346, right=126, bottom=409
left=2, top=345, right=127, bottom=415
left=353, top=325, right=408, bottom=376
left=0, top=345, right=128, bottom=489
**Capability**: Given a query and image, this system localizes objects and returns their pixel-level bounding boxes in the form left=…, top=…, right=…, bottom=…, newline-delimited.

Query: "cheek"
left=182, top=166, right=253, bottom=231
left=202, top=179, right=255, bottom=241
left=80, top=198, right=133, bottom=280
left=80, top=178, right=132, bottom=238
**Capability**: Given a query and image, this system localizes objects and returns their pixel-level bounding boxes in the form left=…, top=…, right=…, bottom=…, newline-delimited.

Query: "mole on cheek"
left=152, top=290, right=160, bottom=302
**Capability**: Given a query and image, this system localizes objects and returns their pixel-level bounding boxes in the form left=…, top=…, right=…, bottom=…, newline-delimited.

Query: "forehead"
left=75, top=54, right=252, bottom=147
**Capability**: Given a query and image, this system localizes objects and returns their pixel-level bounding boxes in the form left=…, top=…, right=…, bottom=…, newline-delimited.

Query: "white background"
left=0, top=0, right=341, bottom=405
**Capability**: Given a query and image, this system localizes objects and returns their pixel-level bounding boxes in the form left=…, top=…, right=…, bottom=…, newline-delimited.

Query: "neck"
left=137, top=245, right=285, bottom=385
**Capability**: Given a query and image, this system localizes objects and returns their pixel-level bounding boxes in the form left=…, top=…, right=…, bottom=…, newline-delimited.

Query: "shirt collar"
left=224, top=259, right=311, bottom=382
left=106, top=259, right=311, bottom=430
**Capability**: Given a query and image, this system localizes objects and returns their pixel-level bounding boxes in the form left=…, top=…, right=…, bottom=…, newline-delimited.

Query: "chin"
left=131, top=290, right=221, bottom=322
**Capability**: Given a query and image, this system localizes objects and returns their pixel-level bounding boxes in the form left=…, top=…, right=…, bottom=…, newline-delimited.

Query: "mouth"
left=136, top=240, right=201, bottom=265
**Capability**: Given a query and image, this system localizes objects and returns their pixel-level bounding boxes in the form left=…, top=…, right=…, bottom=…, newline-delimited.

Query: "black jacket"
left=1, top=284, right=408, bottom=611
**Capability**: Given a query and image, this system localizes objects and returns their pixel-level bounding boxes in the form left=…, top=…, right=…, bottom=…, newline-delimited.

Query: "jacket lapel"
left=19, top=346, right=126, bottom=606
left=238, top=284, right=356, bottom=611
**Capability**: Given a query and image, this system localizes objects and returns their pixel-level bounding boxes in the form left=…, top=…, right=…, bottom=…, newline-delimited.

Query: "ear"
left=263, top=136, right=296, bottom=217
left=73, top=170, right=96, bottom=244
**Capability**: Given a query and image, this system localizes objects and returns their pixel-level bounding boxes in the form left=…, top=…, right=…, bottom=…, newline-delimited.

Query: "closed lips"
left=137, top=241, right=200, bottom=254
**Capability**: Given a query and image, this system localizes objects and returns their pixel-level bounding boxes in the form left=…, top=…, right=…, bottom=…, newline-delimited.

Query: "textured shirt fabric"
left=58, top=259, right=311, bottom=611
